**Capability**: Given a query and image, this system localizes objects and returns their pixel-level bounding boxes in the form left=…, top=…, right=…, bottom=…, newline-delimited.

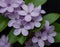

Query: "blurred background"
left=0, top=0, right=60, bottom=47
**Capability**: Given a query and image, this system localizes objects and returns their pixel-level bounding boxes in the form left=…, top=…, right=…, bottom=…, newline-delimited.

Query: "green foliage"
left=44, top=13, right=60, bottom=24
left=53, top=23, right=60, bottom=43
left=25, top=0, right=47, bottom=7
left=8, top=29, right=18, bottom=43
left=0, top=14, right=9, bottom=32
left=18, top=36, right=27, bottom=45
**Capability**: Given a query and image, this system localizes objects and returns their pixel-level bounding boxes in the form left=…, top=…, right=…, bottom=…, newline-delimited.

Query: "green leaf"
left=25, top=0, right=32, bottom=5
left=25, top=0, right=47, bottom=7
left=55, top=33, right=60, bottom=43
left=32, top=0, right=47, bottom=7
left=31, top=20, right=45, bottom=32
left=18, top=36, right=27, bottom=45
left=53, top=23, right=60, bottom=33
left=53, top=23, right=60, bottom=43
left=0, top=14, right=9, bottom=32
left=44, top=13, right=60, bottom=24
left=8, top=29, right=18, bottom=44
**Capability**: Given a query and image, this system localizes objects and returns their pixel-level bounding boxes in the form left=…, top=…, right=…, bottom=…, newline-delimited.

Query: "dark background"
left=0, top=0, right=60, bottom=47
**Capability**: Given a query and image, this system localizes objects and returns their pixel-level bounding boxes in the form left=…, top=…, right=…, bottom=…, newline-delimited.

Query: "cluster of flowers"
left=0, top=0, right=45, bottom=36
left=0, top=0, right=57, bottom=47
left=25, top=21, right=56, bottom=47
left=0, top=35, right=11, bottom=47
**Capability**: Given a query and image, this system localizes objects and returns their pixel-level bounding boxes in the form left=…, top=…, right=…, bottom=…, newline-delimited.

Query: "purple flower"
left=0, top=0, right=24, bottom=13
left=14, top=28, right=29, bottom=36
left=32, top=31, right=45, bottom=47
left=17, top=3, right=45, bottom=22
left=25, top=39, right=39, bottom=47
left=7, top=2, right=45, bottom=36
left=32, top=21, right=56, bottom=47
left=0, top=35, right=11, bottom=47
left=29, top=16, right=42, bottom=28
left=43, top=21, right=57, bottom=43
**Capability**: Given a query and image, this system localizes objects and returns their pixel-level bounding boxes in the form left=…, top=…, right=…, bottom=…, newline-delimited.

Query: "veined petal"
left=47, top=36, right=54, bottom=43
left=30, top=23, right=35, bottom=29
left=11, top=3, right=19, bottom=8
left=34, top=22, right=41, bottom=27
left=31, top=12, right=39, bottom=17
left=8, top=20, right=16, bottom=27
left=22, top=28, right=28, bottom=36
left=18, top=11, right=27, bottom=16
left=49, top=32, right=56, bottom=37
left=36, top=16, right=43, bottom=21
left=41, top=36, right=47, bottom=41
left=38, top=39, right=45, bottom=47
left=0, top=8, right=7, bottom=13
left=45, top=21, right=50, bottom=30
left=28, top=3, right=34, bottom=13
left=16, top=0, right=24, bottom=4
left=13, top=23, right=20, bottom=28
left=32, top=37, right=38, bottom=43
left=22, top=4, right=28, bottom=12
left=7, top=7, right=14, bottom=12
left=14, top=29, right=22, bottom=36
left=34, top=5, right=41, bottom=12
left=24, top=24, right=31, bottom=30
left=0, top=2, right=7, bottom=7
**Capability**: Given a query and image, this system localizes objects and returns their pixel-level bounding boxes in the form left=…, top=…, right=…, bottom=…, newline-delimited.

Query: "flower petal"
left=34, top=22, right=41, bottom=27
left=45, top=21, right=50, bottom=30
left=24, top=15, right=32, bottom=22
left=8, top=20, right=16, bottom=27
left=34, top=5, right=41, bottom=12
left=7, top=7, right=14, bottom=12
left=32, top=37, right=38, bottom=43
left=31, top=12, right=39, bottom=17
left=0, top=2, right=7, bottom=7
left=0, top=8, right=7, bottom=13
left=48, top=36, right=54, bottom=43
left=14, top=29, right=22, bottom=36
left=36, top=16, right=43, bottom=21
left=28, top=3, right=34, bottom=13
left=22, top=4, right=28, bottom=12
left=41, top=32, right=47, bottom=40
left=0, top=39, right=4, bottom=45
left=11, top=3, right=19, bottom=8
left=38, top=39, right=45, bottom=47
left=1, top=35, right=8, bottom=43
left=24, top=24, right=31, bottom=30
left=22, top=29, right=28, bottom=36
left=49, top=32, right=56, bottom=37
left=18, top=11, right=27, bottom=16
left=41, top=10, right=46, bottom=14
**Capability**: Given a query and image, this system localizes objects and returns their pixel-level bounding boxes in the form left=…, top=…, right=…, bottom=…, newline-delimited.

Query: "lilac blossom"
left=0, top=35, right=11, bottom=47
left=28, top=16, right=43, bottom=28
left=25, top=39, right=40, bottom=47
left=0, top=0, right=24, bottom=13
left=32, top=21, right=56, bottom=47
left=43, top=21, right=57, bottom=43
left=32, top=31, right=45, bottom=47
left=17, top=3, right=45, bottom=22
left=6, top=2, right=46, bottom=36
left=8, top=15, right=43, bottom=36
